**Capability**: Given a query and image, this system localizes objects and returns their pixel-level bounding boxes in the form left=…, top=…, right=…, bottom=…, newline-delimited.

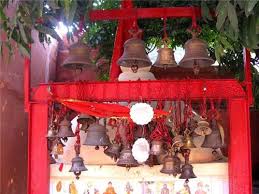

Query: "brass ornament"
left=117, top=34, right=152, bottom=72
left=56, top=117, right=75, bottom=138
left=117, top=146, right=139, bottom=169
left=201, top=119, right=224, bottom=149
left=179, top=31, right=214, bottom=69
left=154, top=40, right=177, bottom=68
left=83, top=123, right=111, bottom=146
left=160, top=151, right=176, bottom=176
left=182, top=130, right=196, bottom=149
left=150, top=140, right=166, bottom=156
left=194, top=117, right=212, bottom=136
left=62, top=42, right=94, bottom=70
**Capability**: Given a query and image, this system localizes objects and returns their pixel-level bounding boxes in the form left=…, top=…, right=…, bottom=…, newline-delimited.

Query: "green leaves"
left=245, top=0, right=258, bottom=17
left=216, top=1, right=228, bottom=30
left=227, top=2, right=238, bottom=34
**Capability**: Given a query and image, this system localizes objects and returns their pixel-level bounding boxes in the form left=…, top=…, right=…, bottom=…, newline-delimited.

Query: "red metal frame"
left=25, top=2, right=252, bottom=194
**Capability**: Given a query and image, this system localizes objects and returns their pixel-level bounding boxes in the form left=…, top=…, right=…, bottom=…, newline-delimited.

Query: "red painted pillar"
left=109, top=0, right=134, bottom=81
left=228, top=98, right=252, bottom=194
left=243, top=48, right=253, bottom=106
left=27, top=103, right=49, bottom=194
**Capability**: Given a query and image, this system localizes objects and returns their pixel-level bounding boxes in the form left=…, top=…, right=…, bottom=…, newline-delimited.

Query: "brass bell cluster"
left=118, top=20, right=214, bottom=74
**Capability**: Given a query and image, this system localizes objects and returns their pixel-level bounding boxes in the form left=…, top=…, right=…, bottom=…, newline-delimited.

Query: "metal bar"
left=89, top=7, right=201, bottom=21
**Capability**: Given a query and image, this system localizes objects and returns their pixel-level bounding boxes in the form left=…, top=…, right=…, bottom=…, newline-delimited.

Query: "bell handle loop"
left=184, top=128, right=191, bottom=136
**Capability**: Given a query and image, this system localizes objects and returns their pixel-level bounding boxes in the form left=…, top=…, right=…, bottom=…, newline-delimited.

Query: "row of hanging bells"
left=117, top=20, right=214, bottom=73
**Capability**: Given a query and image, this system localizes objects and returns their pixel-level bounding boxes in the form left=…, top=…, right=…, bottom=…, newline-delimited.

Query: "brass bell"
left=56, top=117, right=75, bottom=138
left=62, top=42, right=94, bottom=70
left=117, top=38, right=152, bottom=72
left=83, top=123, right=111, bottom=146
left=182, top=131, right=196, bottom=149
left=77, top=114, right=96, bottom=132
left=154, top=43, right=177, bottom=68
left=145, top=154, right=160, bottom=167
left=160, top=152, right=176, bottom=176
left=104, top=143, right=121, bottom=161
left=179, top=32, right=214, bottom=69
left=194, top=118, right=212, bottom=136
left=117, top=146, right=139, bottom=168
left=69, top=155, right=88, bottom=179
left=150, top=140, right=166, bottom=155
left=179, top=163, right=197, bottom=179
left=201, top=119, right=224, bottom=149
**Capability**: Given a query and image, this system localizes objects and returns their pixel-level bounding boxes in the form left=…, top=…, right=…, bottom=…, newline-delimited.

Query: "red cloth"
left=56, top=98, right=168, bottom=118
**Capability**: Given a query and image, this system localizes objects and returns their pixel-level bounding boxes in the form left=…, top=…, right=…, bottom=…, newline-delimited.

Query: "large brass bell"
left=104, top=143, right=121, bottom=161
left=154, top=41, right=177, bottom=68
left=77, top=114, right=96, bottom=132
left=117, top=146, right=139, bottom=168
left=179, top=32, right=214, bottom=69
left=160, top=152, right=176, bottom=176
left=194, top=117, right=212, bottom=136
left=56, top=117, right=75, bottom=138
left=150, top=140, right=166, bottom=155
left=83, top=123, right=111, bottom=146
left=117, top=37, right=152, bottom=73
left=201, top=119, right=224, bottom=149
left=182, top=131, right=196, bottom=149
left=62, top=42, right=94, bottom=69
left=69, top=155, right=88, bottom=179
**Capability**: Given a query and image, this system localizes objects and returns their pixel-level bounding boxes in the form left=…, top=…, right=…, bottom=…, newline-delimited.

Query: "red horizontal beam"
left=32, top=79, right=245, bottom=102
left=89, top=7, right=201, bottom=21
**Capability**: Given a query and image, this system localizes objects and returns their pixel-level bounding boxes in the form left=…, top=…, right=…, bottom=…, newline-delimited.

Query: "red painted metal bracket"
left=32, top=79, right=246, bottom=102
left=89, top=7, right=201, bottom=21
left=243, top=48, right=254, bottom=106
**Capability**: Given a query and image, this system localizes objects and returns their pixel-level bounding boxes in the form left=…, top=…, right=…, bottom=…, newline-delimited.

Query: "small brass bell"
left=145, top=154, right=160, bottom=167
left=194, top=118, right=212, bottom=136
left=154, top=42, right=177, bottom=68
left=150, top=140, right=166, bottom=155
left=117, top=37, right=152, bottom=73
left=104, top=143, right=121, bottom=161
left=179, top=32, right=214, bottom=69
left=179, top=164, right=197, bottom=179
left=62, top=42, right=94, bottom=70
left=77, top=114, right=96, bottom=132
left=83, top=123, right=111, bottom=146
left=160, top=152, right=176, bottom=176
left=182, top=131, right=196, bottom=149
left=69, top=155, right=88, bottom=179
left=56, top=117, right=75, bottom=138
left=46, top=123, right=57, bottom=140
left=179, top=149, right=196, bottom=179
left=201, top=119, right=224, bottom=149
left=117, top=146, right=139, bottom=168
